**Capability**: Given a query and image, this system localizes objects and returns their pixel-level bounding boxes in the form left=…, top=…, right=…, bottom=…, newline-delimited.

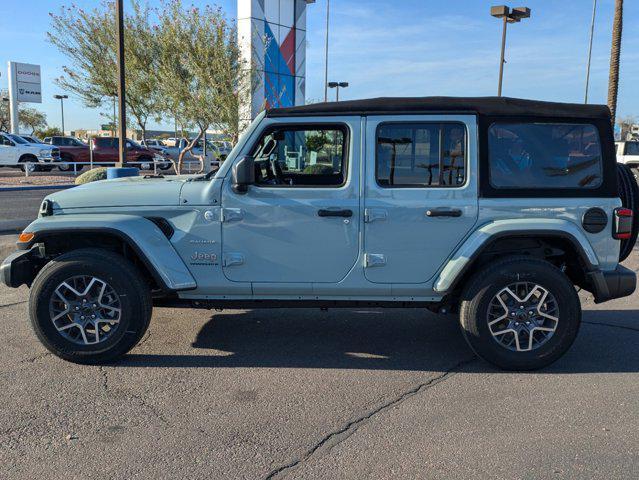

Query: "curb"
left=0, top=184, right=74, bottom=192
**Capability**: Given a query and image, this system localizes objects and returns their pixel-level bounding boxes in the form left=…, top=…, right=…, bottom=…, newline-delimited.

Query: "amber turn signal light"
left=18, top=232, right=35, bottom=243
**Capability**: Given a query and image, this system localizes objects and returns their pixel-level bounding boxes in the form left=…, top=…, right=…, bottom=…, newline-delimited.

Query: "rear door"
left=363, top=115, right=479, bottom=284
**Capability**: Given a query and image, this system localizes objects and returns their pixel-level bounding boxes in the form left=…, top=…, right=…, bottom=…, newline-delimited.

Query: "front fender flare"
left=433, top=219, right=599, bottom=294
left=19, top=214, right=196, bottom=291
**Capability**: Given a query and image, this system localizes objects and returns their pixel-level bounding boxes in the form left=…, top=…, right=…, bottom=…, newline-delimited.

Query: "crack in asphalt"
left=583, top=320, right=639, bottom=333
left=264, top=356, right=477, bottom=480
left=98, top=365, right=169, bottom=425
left=20, top=351, right=52, bottom=363
left=136, top=330, right=153, bottom=348
left=0, top=300, right=27, bottom=309
left=99, top=366, right=109, bottom=392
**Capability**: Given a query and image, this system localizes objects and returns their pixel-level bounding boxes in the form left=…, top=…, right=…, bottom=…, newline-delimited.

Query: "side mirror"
left=232, top=155, right=255, bottom=194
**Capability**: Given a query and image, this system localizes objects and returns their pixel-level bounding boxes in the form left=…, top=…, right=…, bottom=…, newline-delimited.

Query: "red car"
left=91, top=137, right=168, bottom=170
left=44, top=136, right=90, bottom=172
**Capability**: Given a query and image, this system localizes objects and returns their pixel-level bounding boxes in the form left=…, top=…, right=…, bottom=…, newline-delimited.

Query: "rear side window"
left=95, top=138, right=117, bottom=148
left=488, top=123, right=602, bottom=189
left=376, top=123, right=466, bottom=187
left=625, top=142, right=639, bottom=155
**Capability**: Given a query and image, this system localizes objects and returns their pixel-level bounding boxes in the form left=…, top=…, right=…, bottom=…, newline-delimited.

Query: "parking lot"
left=0, top=241, right=637, bottom=479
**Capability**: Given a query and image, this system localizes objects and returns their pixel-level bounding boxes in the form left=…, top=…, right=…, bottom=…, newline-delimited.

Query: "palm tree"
left=607, top=0, right=623, bottom=126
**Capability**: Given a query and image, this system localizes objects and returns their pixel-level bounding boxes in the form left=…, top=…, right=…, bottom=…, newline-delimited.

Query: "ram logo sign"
left=13, top=62, right=42, bottom=103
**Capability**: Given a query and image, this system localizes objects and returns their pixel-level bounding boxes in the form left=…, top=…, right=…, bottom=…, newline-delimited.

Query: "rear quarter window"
left=488, top=123, right=602, bottom=189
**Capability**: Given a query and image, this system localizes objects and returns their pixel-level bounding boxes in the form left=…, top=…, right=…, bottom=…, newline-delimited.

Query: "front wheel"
left=459, top=256, right=581, bottom=371
left=29, top=248, right=152, bottom=364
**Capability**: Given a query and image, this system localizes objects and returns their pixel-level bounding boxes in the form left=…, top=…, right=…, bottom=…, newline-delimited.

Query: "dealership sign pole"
left=7, top=61, right=42, bottom=134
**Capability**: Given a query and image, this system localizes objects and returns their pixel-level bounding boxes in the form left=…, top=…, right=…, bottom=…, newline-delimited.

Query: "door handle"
left=318, top=209, right=353, bottom=218
left=425, top=208, right=463, bottom=218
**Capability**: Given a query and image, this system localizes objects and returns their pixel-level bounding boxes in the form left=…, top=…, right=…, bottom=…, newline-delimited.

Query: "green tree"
left=0, top=91, right=9, bottom=132
left=35, top=126, right=63, bottom=138
left=156, top=0, right=247, bottom=172
left=19, top=108, right=48, bottom=135
left=48, top=0, right=163, bottom=143
left=1, top=91, right=49, bottom=135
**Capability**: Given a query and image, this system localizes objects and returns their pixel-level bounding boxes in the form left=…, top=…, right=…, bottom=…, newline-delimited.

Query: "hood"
left=48, top=175, right=194, bottom=211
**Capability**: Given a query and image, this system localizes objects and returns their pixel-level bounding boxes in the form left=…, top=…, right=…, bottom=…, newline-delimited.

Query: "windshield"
left=8, top=134, right=28, bottom=145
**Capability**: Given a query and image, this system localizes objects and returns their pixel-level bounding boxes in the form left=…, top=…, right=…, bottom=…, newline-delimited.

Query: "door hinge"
left=223, top=253, right=245, bottom=267
left=221, top=208, right=244, bottom=223
left=364, top=208, right=388, bottom=223
left=365, top=253, right=386, bottom=268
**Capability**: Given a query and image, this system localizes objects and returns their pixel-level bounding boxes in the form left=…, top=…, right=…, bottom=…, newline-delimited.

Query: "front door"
left=363, top=115, right=479, bottom=285
left=221, top=119, right=361, bottom=288
left=0, top=135, right=17, bottom=165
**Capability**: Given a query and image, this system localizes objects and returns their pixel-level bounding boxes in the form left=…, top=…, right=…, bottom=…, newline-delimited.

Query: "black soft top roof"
left=267, top=96, right=611, bottom=120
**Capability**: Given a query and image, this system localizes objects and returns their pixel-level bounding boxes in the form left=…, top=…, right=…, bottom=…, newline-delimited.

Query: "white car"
left=0, top=132, right=60, bottom=172
left=616, top=141, right=639, bottom=168
left=140, top=139, right=168, bottom=153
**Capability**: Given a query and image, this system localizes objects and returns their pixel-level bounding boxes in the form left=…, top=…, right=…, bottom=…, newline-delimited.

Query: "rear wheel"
left=58, top=153, right=83, bottom=172
left=136, top=156, right=153, bottom=171
left=459, top=256, right=581, bottom=371
left=29, top=248, right=152, bottom=364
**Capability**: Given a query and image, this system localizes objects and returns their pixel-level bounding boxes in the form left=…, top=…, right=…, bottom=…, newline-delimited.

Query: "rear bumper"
left=1, top=247, right=40, bottom=288
left=587, top=265, right=636, bottom=304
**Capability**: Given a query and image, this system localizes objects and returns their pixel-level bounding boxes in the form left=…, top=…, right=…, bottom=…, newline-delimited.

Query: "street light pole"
left=324, top=0, right=330, bottom=102
left=497, top=16, right=508, bottom=97
left=53, top=94, right=68, bottom=135
left=584, top=0, right=597, bottom=103
left=490, top=6, right=531, bottom=96
left=115, top=0, right=127, bottom=167
left=328, top=81, right=349, bottom=102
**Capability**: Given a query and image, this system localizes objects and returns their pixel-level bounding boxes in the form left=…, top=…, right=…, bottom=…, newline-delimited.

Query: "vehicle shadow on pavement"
left=119, top=308, right=639, bottom=374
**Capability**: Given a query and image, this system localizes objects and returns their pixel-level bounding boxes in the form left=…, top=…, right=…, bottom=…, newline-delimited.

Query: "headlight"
left=38, top=149, right=51, bottom=157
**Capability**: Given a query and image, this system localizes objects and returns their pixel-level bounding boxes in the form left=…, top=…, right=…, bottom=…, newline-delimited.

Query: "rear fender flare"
left=434, top=219, right=599, bottom=293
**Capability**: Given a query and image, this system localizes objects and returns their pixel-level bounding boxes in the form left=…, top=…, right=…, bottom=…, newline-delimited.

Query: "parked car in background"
left=91, top=137, right=170, bottom=170
left=164, top=138, right=221, bottom=170
left=0, top=132, right=60, bottom=171
left=616, top=141, right=639, bottom=169
left=140, top=139, right=169, bottom=156
left=164, top=137, right=178, bottom=147
left=20, top=135, right=44, bottom=144
left=44, top=136, right=90, bottom=172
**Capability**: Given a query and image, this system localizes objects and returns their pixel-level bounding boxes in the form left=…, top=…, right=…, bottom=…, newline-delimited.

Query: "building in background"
left=238, top=0, right=314, bottom=131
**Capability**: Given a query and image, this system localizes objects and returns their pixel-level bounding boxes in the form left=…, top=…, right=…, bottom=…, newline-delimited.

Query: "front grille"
left=51, top=148, right=60, bottom=158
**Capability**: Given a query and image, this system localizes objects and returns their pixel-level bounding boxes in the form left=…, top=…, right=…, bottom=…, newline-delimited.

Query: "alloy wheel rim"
left=487, top=282, right=559, bottom=352
left=48, top=275, right=122, bottom=345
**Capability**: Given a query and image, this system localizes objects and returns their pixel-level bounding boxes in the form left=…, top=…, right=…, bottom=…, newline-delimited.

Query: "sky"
left=0, top=0, right=637, bottom=132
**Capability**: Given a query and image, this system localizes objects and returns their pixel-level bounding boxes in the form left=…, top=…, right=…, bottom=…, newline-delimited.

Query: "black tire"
left=58, top=153, right=83, bottom=172
left=18, top=155, right=38, bottom=173
left=158, top=161, right=173, bottom=170
left=616, top=163, right=639, bottom=261
left=29, top=248, right=152, bottom=364
left=136, top=156, right=153, bottom=171
left=459, top=256, right=581, bottom=371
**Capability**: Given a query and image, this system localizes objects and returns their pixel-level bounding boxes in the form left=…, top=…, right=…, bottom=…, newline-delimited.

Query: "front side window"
left=488, top=123, right=602, bottom=189
left=251, top=126, right=347, bottom=187
left=376, top=123, right=466, bottom=187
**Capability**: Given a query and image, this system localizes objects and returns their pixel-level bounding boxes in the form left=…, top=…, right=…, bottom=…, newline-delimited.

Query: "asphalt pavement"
left=0, top=252, right=638, bottom=479
left=0, top=188, right=63, bottom=233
